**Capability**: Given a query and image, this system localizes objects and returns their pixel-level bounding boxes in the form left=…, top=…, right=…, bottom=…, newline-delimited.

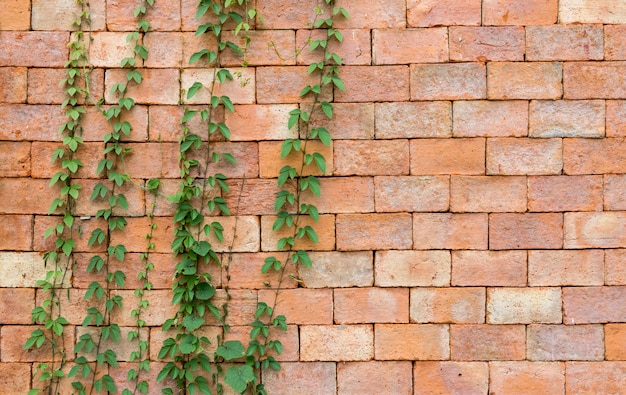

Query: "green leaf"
left=216, top=340, right=245, bottom=361
left=224, top=365, right=255, bottom=394
left=187, top=82, right=203, bottom=99
left=179, top=334, right=197, bottom=354
left=182, top=316, right=205, bottom=332
left=321, top=101, right=333, bottom=119
left=189, top=49, right=209, bottom=64
left=196, top=282, right=215, bottom=300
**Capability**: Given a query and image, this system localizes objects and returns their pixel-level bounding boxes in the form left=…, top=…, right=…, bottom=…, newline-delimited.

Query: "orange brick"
left=607, top=250, right=626, bottom=285
left=31, top=142, right=103, bottom=179
left=109, top=289, right=178, bottom=327
left=414, top=362, right=488, bottom=395
left=407, top=0, right=481, bottom=27
left=224, top=178, right=285, bottom=216
left=82, top=105, right=149, bottom=143
left=307, top=102, right=375, bottom=140
left=335, top=287, right=409, bottom=324
left=333, top=0, right=406, bottom=29
left=0, top=0, right=30, bottom=30
left=483, top=0, right=557, bottom=25
left=338, top=361, right=413, bottom=395
left=89, top=32, right=138, bottom=68
left=564, top=138, right=626, bottom=175
left=300, top=177, right=375, bottom=214
left=410, top=287, right=485, bottom=324
left=0, top=142, right=30, bottom=177
left=0, top=215, right=32, bottom=250
left=223, top=252, right=297, bottom=289
left=411, top=63, right=486, bottom=100
left=201, top=216, right=260, bottom=253
left=296, top=29, right=371, bottom=66
left=0, top=32, right=68, bottom=67
left=564, top=62, right=626, bottom=99
left=529, top=100, right=605, bottom=138
left=527, top=25, right=603, bottom=61
left=334, top=140, right=408, bottom=176
left=109, top=216, right=173, bottom=253
left=0, top=67, right=26, bottom=103
left=375, top=250, right=450, bottom=287
left=605, top=175, right=626, bottom=210
left=528, top=324, right=604, bottom=361
left=150, top=326, right=221, bottom=361
left=259, top=288, right=332, bottom=325
left=607, top=100, right=626, bottom=137
left=180, top=0, right=255, bottom=32
left=106, top=0, right=180, bottom=31
left=606, top=324, right=626, bottom=360
left=76, top=180, right=145, bottom=218
left=261, top=214, right=335, bottom=251
left=450, top=176, right=526, bottom=213
left=143, top=32, right=186, bottom=68
left=106, top=69, right=180, bottom=105
left=335, top=66, right=410, bottom=102
left=413, top=213, right=488, bottom=250
left=256, top=0, right=329, bottom=29
left=490, top=362, right=565, bottom=394
left=566, top=362, right=626, bottom=393
left=190, top=141, right=259, bottom=179
left=0, top=363, right=30, bottom=392
left=375, top=324, right=449, bottom=360
left=451, top=250, right=527, bottom=287
left=77, top=326, right=150, bottom=362
left=0, top=288, right=34, bottom=324
left=488, top=62, right=563, bottom=100
left=605, top=25, right=626, bottom=60
left=226, top=324, right=299, bottom=362
left=453, top=100, right=528, bottom=137
left=565, top=212, right=626, bottom=249
left=450, top=324, right=525, bottom=361
left=222, top=30, right=295, bottom=67
left=1, top=325, right=74, bottom=362
left=256, top=66, right=330, bottom=104
left=490, top=213, right=563, bottom=250
left=487, top=287, right=562, bottom=324
left=529, top=250, right=604, bottom=286
left=301, top=325, right=373, bottom=361
left=373, top=28, right=448, bottom=64
left=34, top=216, right=106, bottom=253
left=410, top=138, right=485, bottom=175
left=375, top=176, right=449, bottom=212
left=148, top=104, right=223, bottom=142
left=376, top=101, right=452, bottom=139
left=32, top=0, right=105, bottom=31
left=263, top=362, right=336, bottom=394
left=560, top=0, right=626, bottom=23
left=0, top=178, right=58, bottom=215
left=449, top=26, right=525, bottom=62
left=35, top=288, right=105, bottom=325
left=487, top=138, right=562, bottom=175
left=299, top=251, right=373, bottom=288
left=563, top=286, right=626, bottom=324
left=528, top=175, right=602, bottom=212
left=336, top=213, right=412, bottom=251
left=110, top=361, right=177, bottom=395
left=225, top=104, right=296, bottom=141
left=0, top=104, right=65, bottom=141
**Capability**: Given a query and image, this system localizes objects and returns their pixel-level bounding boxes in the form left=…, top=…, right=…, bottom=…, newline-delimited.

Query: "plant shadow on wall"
left=24, top=0, right=347, bottom=394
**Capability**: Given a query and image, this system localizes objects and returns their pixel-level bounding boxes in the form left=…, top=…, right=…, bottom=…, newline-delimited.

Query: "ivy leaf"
left=182, top=316, right=205, bottom=332
left=196, top=282, right=215, bottom=300
left=321, top=101, right=333, bottom=119
left=216, top=340, right=245, bottom=361
left=224, top=365, right=255, bottom=394
left=187, top=82, right=203, bottom=99
left=179, top=334, right=197, bottom=354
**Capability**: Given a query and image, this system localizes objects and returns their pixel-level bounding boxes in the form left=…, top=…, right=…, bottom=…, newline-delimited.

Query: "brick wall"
left=1, top=0, right=626, bottom=393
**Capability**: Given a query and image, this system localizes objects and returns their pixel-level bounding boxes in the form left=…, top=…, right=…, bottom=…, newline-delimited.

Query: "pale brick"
left=528, top=175, right=603, bottom=212
left=607, top=100, right=626, bottom=136
left=36, top=288, right=104, bottom=325
left=181, top=68, right=255, bottom=105
left=606, top=250, right=626, bottom=285
left=373, top=28, right=448, bottom=64
left=301, top=325, right=373, bottom=361
left=449, top=27, right=525, bottom=62
left=0, top=32, right=68, bottom=67
left=565, top=212, right=626, bottom=249
left=487, top=138, right=563, bottom=175
left=0, top=67, right=27, bottom=103
left=189, top=141, right=259, bottom=179
left=488, top=62, right=563, bottom=100
left=338, top=361, right=413, bottom=395
left=606, top=324, right=626, bottom=360
left=413, top=213, right=488, bottom=250
left=337, top=213, right=413, bottom=251
left=527, top=325, right=604, bottom=361
left=335, top=66, right=410, bottom=102
left=452, top=100, right=528, bottom=137
left=0, top=142, right=30, bottom=177
left=32, top=0, right=105, bottom=31
left=564, top=62, right=626, bottom=99
left=225, top=324, right=299, bottom=362
left=307, top=102, right=375, bottom=140
left=451, top=250, right=527, bottom=287
left=490, top=213, right=563, bottom=250
left=560, top=0, right=626, bottom=23
left=375, top=250, right=451, bottom=287
left=490, top=362, right=565, bottom=395
left=483, top=0, right=558, bottom=25
left=299, top=251, right=373, bottom=288
left=222, top=252, right=297, bottom=290
left=296, top=29, right=372, bottom=66
left=527, top=25, right=603, bottom=61
left=0, top=104, right=65, bottom=141
left=407, top=0, right=481, bottom=27
left=88, top=32, right=137, bottom=68
left=375, top=176, right=449, bottom=212
left=376, top=101, right=451, bottom=139
left=225, top=104, right=296, bottom=141
left=258, top=289, right=332, bottom=325
left=529, top=250, right=604, bottom=286
left=450, top=324, right=525, bottom=361
left=335, top=287, right=409, bottom=324
left=0, top=215, right=32, bottom=251
left=200, top=216, right=260, bottom=253
left=263, top=362, right=336, bottom=395
left=411, top=63, right=486, bottom=100
left=150, top=327, right=221, bottom=361
left=564, top=138, right=626, bottom=174
left=566, top=362, right=626, bottom=394
left=261, top=214, right=335, bottom=251
left=529, top=100, right=605, bottom=138
left=410, top=288, right=485, bottom=324
left=410, top=138, right=485, bottom=175
left=300, top=177, right=375, bottom=214
left=334, top=140, right=409, bottom=176
left=222, top=30, right=295, bottom=67
left=564, top=286, right=626, bottom=324
left=0, top=0, right=30, bottom=30
left=375, top=324, right=449, bottom=360
left=108, top=289, right=178, bottom=327
left=487, top=287, right=562, bottom=324
left=605, top=25, right=626, bottom=60
left=106, top=0, right=181, bottom=31
left=450, top=176, right=526, bottom=213
left=106, top=69, right=180, bottom=105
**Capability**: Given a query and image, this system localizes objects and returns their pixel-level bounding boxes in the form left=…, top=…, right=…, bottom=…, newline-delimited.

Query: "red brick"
left=222, top=30, right=295, bottom=66
left=0, top=288, right=34, bottom=324
left=301, top=324, right=373, bottom=361
left=410, top=138, right=485, bottom=175
left=451, top=176, right=526, bottom=213
left=338, top=361, right=413, bottom=395
left=256, top=66, right=330, bottom=104
left=529, top=100, right=605, bottom=138
left=223, top=252, right=297, bottom=289
left=28, top=68, right=104, bottom=105
left=334, top=140, right=409, bottom=176
left=77, top=180, right=145, bottom=218
left=452, top=100, right=528, bottom=137
left=451, top=250, right=527, bottom=287
left=375, top=176, right=449, bottom=212
left=259, top=288, right=332, bottom=324
left=0, top=67, right=26, bottom=103
left=35, top=288, right=105, bottom=325
left=106, top=69, right=180, bottom=105
left=564, top=138, right=626, bottom=174
left=34, top=216, right=106, bottom=253
left=256, top=0, right=329, bottom=29
left=375, top=324, right=449, bottom=360
left=449, top=27, right=524, bottom=62
left=0, top=104, right=65, bottom=141
left=0, top=0, right=30, bottom=30
left=607, top=250, right=626, bottom=285
left=414, top=362, right=488, bottom=395
left=0, top=32, right=68, bottom=67
left=564, top=62, right=626, bottom=99
left=0, top=142, right=29, bottom=177
left=565, top=212, right=626, bottom=249
left=528, top=324, right=604, bottom=361
left=261, top=214, right=335, bottom=251
left=335, top=66, right=410, bottom=102
left=89, top=32, right=137, bottom=68
left=0, top=215, right=32, bottom=250
left=299, top=251, right=373, bottom=288
left=531, top=175, right=603, bottom=212
left=527, top=25, right=603, bottom=61
left=0, top=363, right=30, bottom=392
left=225, top=104, right=296, bottom=141
left=300, top=177, right=375, bottom=214
left=373, top=28, right=448, bottom=64
left=529, top=250, right=604, bottom=286
left=490, top=362, right=565, bottom=394
left=106, top=0, right=181, bottom=31
left=263, top=362, right=336, bottom=394
left=307, top=102, right=375, bottom=140
left=607, top=100, right=626, bottom=137
left=490, top=213, right=563, bottom=250
left=376, top=101, right=451, bottom=139
left=605, top=25, right=626, bottom=60
left=32, top=0, right=105, bottom=30
left=411, top=63, right=486, bottom=100
left=30, top=142, right=102, bottom=180
left=488, top=62, right=563, bottom=100
left=337, top=213, right=412, bottom=251
left=335, top=287, right=409, bottom=324
left=564, top=286, right=626, bottom=324
left=487, top=138, right=562, bottom=175
left=296, top=29, right=371, bottom=66
left=413, top=213, right=488, bottom=250
left=407, top=0, right=481, bottom=27
left=410, top=288, right=485, bottom=324
left=450, top=324, right=525, bottom=361
left=606, top=175, right=626, bottom=210
left=560, top=0, right=626, bottom=23
left=375, top=250, right=450, bottom=287
left=567, top=362, right=626, bottom=393
left=483, top=0, right=558, bottom=25
left=606, top=324, right=626, bottom=360
left=1, top=325, right=74, bottom=362
left=487, top=287, right=562, bottom=324
left=334, top=0, right=406, bottom=29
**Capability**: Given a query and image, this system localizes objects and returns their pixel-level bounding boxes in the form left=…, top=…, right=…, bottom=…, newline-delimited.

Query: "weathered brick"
left=255, top=0, right=326, bottom=29
left=0, top=363, right=30, bottom=392
left=0, top=178, right=58, bottom=215
left=488, top=62, right=563, bottom=100
left=606, top=324, right=626, bottom=360
left=82, top=105, right=149, bottom=142
left=226, top=324, right=299, bottom=362
left=181, top=0, right=255, bottom=31
left=263, top=362, right=336, bottom=394
left=106, top=0, right=180, bottom=31
left=411, top=63, right=486, bottom=100
left=413, top=213, right=488, bottom=250
left=336, top=213, right=413, bottom=251
left=261, top=214, right=335, bottom=251
left=299, top=251, right=373, bottom=288
left=375, top=176, right=449, bottom=212
left=607, top=100, right=626, bottom=137
left=335, top=287, right=409, bottom=324
left=567, top=362, right=626, bottom=393
left=34, top=216, right=107, bottom=253
left=373, top=28, right=448, bottom=64
left=28, top=68, right=104, bottom=105
left=335, top=66, right=410, bottom=102
left=110, top=362, right=177, bottom=395
left=375, top=250, right=450, bottom=287
left=259, top=289, right=332, bottom=324
left=77, top=326, right=150, bottom=362
left=410, top=138, right=485, bottom=175
left=0, top=142, right=30, bottom=177
left=222, top=30, right=295, bottom=66
left=527, top=25, right=603, bottom=61
left=487, top=287, right=562, bottom=324
left=376, top=101, right=451, bottom=139
left=88, top=32, right=137, bottom=68
left=407, top=0, right=481, bottom=27
left=333, top=0, right=406, bottom=29
left=222, top=252, right=297, bottom=290
left=182, top=67, right=255, bottom=105
left=109, top=289, right=179, bottom=327
left=0, top=104, right=65, bottom=141
left=607, top=250, right=626, bottom=285
left=225, top=104, right=296, bottom=141
left=307, top=102, right=375, bottom=140
left=296, top=29, right=371, bottom=66
left=0, top=0, right=30, bottom=30
left=256, top=66, right=330, bottom=104
left=0, top=215, right=32, bottom=251
left=490, top=362, right=565, bottom=394
left=564, top=62, right=626, bottom=99
left=449, top=27, right=525, bottom=62
left=375, top=324, right=449, bottom=360
left=450, top=324, right=525, bottom=360
left=529, top=250, right=604, bottom=286
left=528, top=175, right=603, bottom=212
left=606, top=175, right=626, bottom=211
left=338, top=361, right=413, bottom=395
left=0, top=32, right=68, bottom=67
left=529, top=100, right=605, bottom=138
left=334, top=140, right=409, bottom=176
left=564, top=138, right=626, bottom=174
left=301, top=325, right=373, bottom=361
left=565, top=212, right=626, bottom=249
left=483, top=0, right=558, bottom=25
left=106, top=69, right=180, bottom=105
left=224, top=178, right=284, bottom=216
left=191, top=142, right=259, bottom=179
left=564, top=286, right=626, bottom=323
left=0, top=67, right=27, bottom=103
left=450, top=176, right=526, bottom=213
left=490, top=213, right=563, bottom=250
left=487, top=138, right=562, bottom=175
left=605, top=25, right=626, bottom=60
left=560, top=0, right=626, bottom=23
left=31, top=142, right=103, bottom=179
left=2, top=325, right=74, bottom=362
left=32, top=0, right=105, bottom=31
left=151, top=326, right=222, bottom=361
left=451, top=250, right=527, bottom=287
left=528, top=325, right=604, bottom=361
left=410, top=287, right=485, bottom=324
left=143, top=32, right=186, bottom=68
left=414, top=362, right=488, bottom=395
left=300, top=177, right=375, bottom=214
left=452, top=100, right=528, bottom=137
left=0, top=288, right=33, bottom=324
